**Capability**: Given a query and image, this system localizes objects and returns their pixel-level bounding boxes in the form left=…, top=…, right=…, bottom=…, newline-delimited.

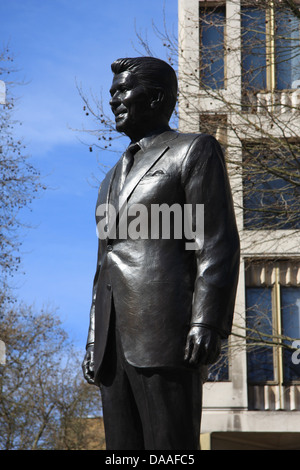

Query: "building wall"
left=0, top=340, right=5, bottom=366
left=63, top=417, right=106, bottom=450
left=178, top=0, right=300, bottom=447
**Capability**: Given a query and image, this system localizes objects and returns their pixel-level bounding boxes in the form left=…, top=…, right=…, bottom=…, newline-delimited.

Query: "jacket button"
left=107, top=284, right=112, bottom=291
left=107, top=245, right=113, bottom=252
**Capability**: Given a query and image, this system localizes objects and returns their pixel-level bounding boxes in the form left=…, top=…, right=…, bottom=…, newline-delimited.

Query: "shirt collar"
left=131, top=125, right=173, bottom=153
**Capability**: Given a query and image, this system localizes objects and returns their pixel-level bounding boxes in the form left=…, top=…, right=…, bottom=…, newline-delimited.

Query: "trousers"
left=99, top=308, right=202, bottom=450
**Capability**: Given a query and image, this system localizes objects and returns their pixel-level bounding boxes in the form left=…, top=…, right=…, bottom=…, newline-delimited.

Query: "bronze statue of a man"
left=82, top=57, right=240, bottom=450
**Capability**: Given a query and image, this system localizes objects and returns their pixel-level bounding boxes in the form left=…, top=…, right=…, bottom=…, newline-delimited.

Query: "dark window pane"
left=281, top=287, right=300, bottom=382
left=275, top=10, right=300, bottom=89
left=246, top=287, right=274, bottom=383
left=199, top=6, right=225, bottom=89
left=243, top=144, right=300, bottom=230
left=241, top=8, right=267, bottom=94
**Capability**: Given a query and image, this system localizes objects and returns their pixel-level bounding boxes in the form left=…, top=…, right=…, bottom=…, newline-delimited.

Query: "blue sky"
left=0, top=0, right=178, bottom=350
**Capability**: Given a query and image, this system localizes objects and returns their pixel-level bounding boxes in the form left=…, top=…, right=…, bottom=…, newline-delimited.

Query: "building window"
left=242, top=142, right=300, bottom=230
left=275, top=8, right=300, bottom=90
left=245, top=261, right=300, bottom=385
left=199, top=5, right=226, bottom=89
left=241, top=3, right=300, bottom=97
left=241, top=6, right=267, bottom=93
left=246, top=286, right=274, bottom=382
left=281, top=286, right=300, bottom=382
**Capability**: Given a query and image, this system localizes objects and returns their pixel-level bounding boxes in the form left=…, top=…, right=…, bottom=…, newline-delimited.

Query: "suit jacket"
left=85, top=129, right=240, bottom=385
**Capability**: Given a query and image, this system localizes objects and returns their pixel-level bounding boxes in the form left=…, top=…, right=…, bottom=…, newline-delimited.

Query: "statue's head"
left=109, top=57, right=178, bottom=140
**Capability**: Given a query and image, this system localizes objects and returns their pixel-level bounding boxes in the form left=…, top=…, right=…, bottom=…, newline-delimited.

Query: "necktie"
left=119, top=142, right=140, bottom=192
left=107, top=142, right=140, bottom=239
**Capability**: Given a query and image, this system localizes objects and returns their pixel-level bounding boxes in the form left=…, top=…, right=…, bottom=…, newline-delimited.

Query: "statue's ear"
left=150, top=88, right=164, bottom=110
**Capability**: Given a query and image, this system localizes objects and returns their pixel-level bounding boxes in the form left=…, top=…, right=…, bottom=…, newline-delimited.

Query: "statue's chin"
left=115, top=116, right=129, bottom=134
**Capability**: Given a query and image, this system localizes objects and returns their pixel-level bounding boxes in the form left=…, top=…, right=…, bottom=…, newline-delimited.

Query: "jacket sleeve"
left=181, top=134, right=240, bottom=338
left=85, top=186, right=103, bottom=349
left=85, top=249, right=100, bottom=348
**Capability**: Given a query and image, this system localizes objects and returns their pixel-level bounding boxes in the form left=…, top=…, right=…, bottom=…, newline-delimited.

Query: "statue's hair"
left=111, top=57, right=178, bottom=120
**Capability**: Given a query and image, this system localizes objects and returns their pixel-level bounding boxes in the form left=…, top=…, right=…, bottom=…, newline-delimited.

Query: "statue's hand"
left=184, top=326, right=221, bottom=366
left=82, top=344, right=96, bottom=385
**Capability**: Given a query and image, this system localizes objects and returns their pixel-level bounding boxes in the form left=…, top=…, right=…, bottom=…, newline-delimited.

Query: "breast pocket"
left=133, top=170, right=180, bottom=207
left=139, top=171, right=171, bottom=185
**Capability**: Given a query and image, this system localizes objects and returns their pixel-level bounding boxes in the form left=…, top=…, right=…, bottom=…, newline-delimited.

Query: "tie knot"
left=127, top=142, right=140, bottom=156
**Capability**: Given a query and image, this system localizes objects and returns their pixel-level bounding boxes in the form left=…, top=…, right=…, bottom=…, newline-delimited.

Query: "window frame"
left=245, top=260, right=300, bottom=386
left=242, top=140, right=300, bottom=231
left=199, top=2, right=227, bottom=90
left=241, top=2, right=300, bottom=93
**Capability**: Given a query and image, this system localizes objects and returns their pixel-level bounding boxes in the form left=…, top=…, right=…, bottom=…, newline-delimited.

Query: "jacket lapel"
left=118, top=131, right=179, bottom=211
left=106, top=146, right=170, bottom=241
left=118, top=145, right=169, bottom=210
left=107, top=130, right=179, bottom=240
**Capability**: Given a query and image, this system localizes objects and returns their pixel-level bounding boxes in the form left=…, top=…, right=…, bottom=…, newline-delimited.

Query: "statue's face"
left=109, top=71, right=153, bottom=140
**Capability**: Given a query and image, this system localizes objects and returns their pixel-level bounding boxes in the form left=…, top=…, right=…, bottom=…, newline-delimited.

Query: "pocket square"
left=147, top=169, right=167, bottom=176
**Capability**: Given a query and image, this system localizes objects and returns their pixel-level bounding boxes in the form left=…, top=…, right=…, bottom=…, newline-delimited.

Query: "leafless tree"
left=0, top=291, right=102, bottom=450
left=0, top=47, right=44, bottom=279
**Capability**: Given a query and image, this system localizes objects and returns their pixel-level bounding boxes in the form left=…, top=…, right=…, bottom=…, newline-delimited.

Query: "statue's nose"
left=109, top=92, right=121, bottom=109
